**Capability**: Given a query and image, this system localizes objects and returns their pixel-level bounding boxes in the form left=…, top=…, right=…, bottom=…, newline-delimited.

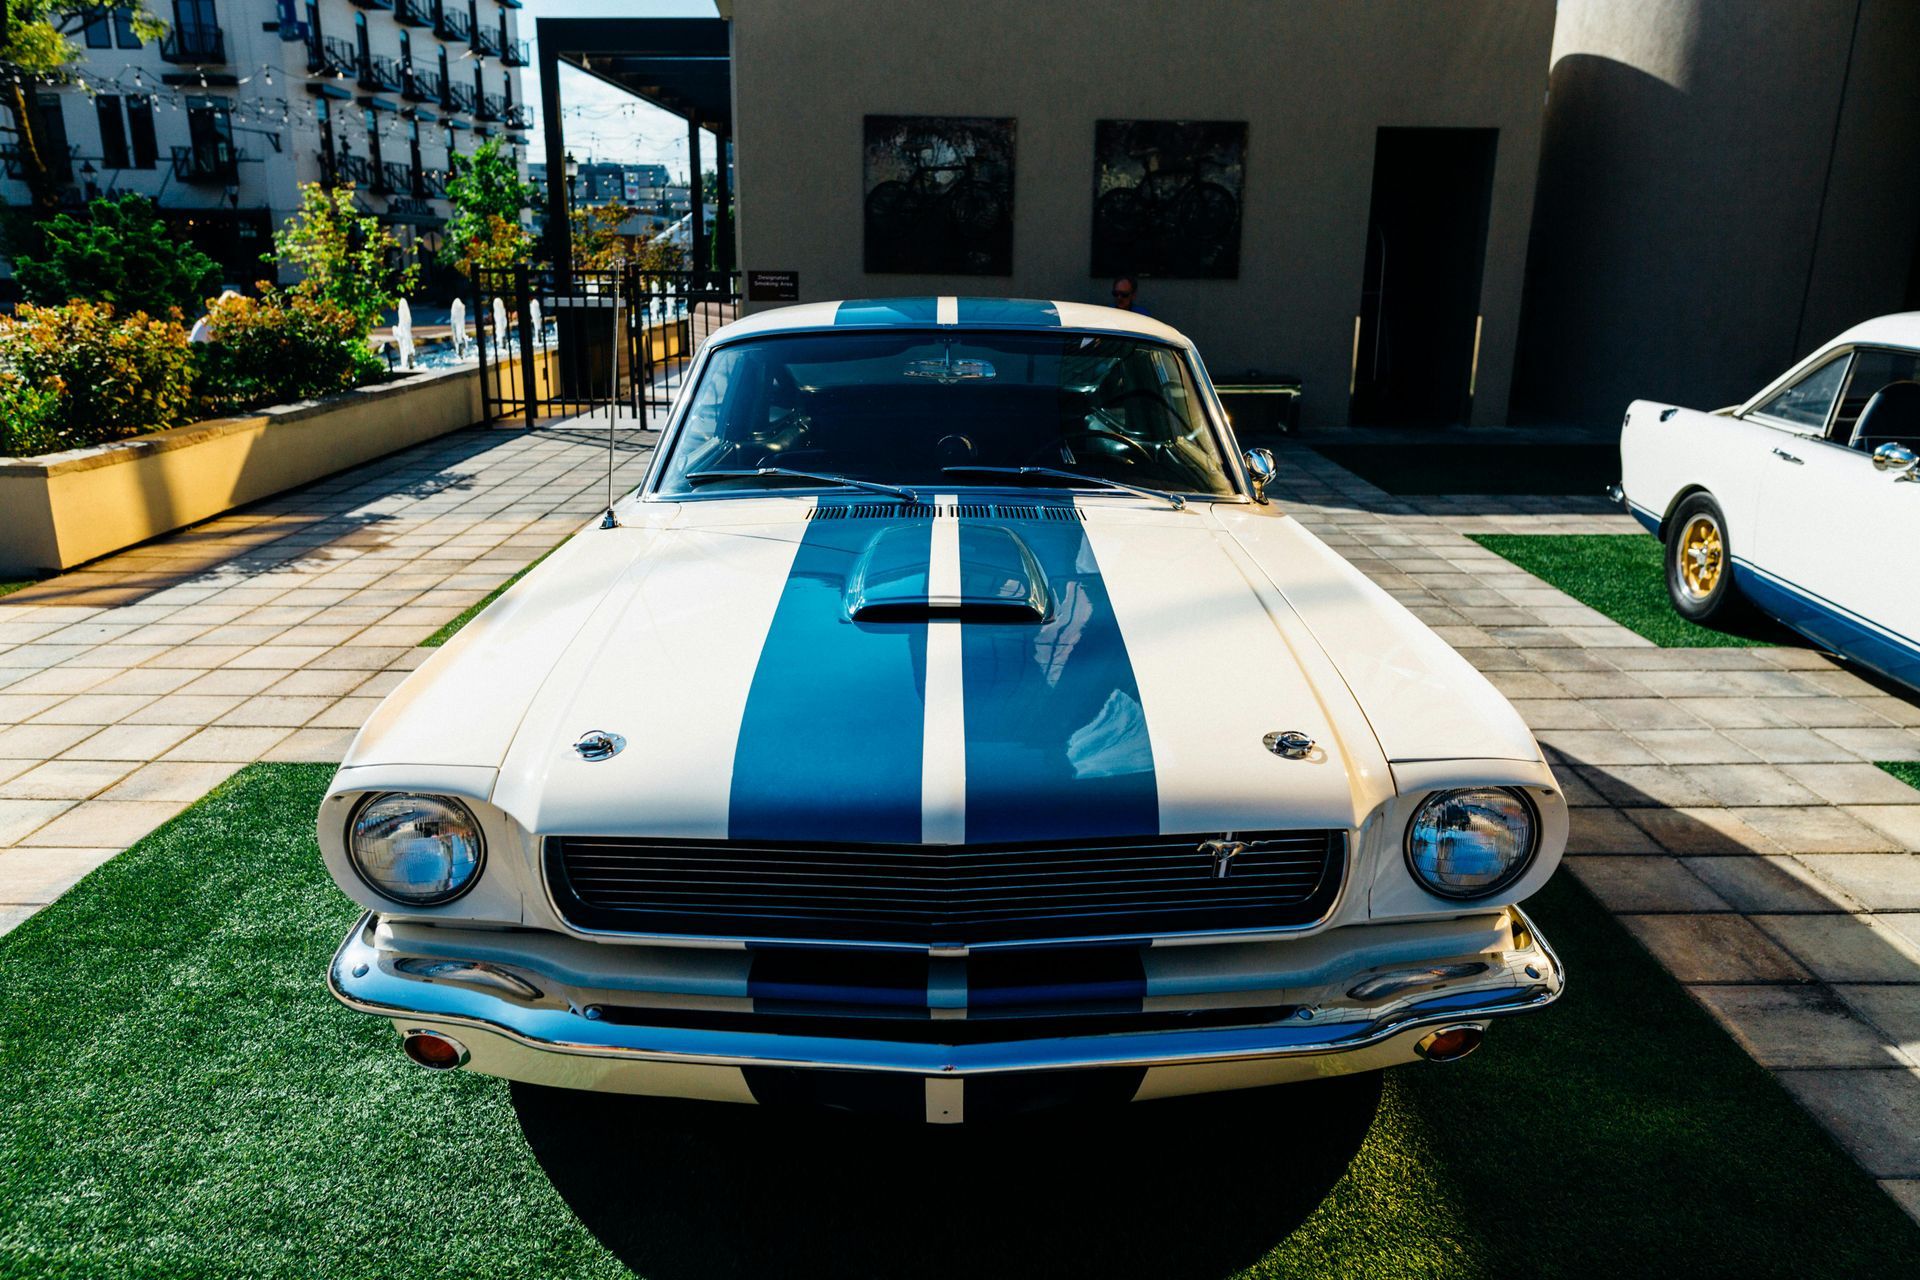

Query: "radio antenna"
left=600, top=268, right=621, bottom=530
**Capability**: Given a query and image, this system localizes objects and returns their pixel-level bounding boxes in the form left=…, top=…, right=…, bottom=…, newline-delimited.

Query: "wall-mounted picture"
left=864, top=115, right=1016, bottom=275
left=1091, top=119, right=1247, bottom=279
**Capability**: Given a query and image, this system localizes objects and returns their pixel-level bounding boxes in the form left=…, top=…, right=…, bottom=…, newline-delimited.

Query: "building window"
left=97, top=95, right=130, bottom=169
left=127, top=95, right=157, bottom=169
left=34, top=92, right=72, bottom=180
left=113, top=8, right=143, bottom=48
left=84, top=11, right=112, bottom=47
left=185, top=95, right=235, bottom=180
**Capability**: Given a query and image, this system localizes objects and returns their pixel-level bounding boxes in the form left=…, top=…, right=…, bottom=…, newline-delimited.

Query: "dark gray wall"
left=727, top=0, right=1555, bottom=427
left=1515, top=0, right=1920, bottom=424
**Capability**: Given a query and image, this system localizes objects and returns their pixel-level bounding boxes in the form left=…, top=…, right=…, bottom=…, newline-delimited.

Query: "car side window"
left=1752, top=354, right=1851, bottom=431
left=1829, top=347, right=1920, bottom=446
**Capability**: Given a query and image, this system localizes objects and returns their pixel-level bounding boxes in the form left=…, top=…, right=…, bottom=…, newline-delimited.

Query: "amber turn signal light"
left=1414, top=1024, right=1485, bottom=1063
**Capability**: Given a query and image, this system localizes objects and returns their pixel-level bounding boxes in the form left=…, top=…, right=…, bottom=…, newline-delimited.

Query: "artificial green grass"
left=4, top=765, right=1918, bottom=1278
left=1470, top=532, right=1782, bottom=648
left=420, top=544, right=564, bottom=647
left=1878, top=761, right=1920, bottom=792
left=0, top=581, right=31, bottom=600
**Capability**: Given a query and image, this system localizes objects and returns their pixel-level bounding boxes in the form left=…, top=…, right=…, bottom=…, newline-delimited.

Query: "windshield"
left=655, top=331, right=1236, bottom=498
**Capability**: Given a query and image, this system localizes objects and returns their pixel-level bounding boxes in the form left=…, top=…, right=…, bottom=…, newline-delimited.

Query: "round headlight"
left=1404, top=788, right=1537, bottom=900
left=348, top=793, right=485, bottom=906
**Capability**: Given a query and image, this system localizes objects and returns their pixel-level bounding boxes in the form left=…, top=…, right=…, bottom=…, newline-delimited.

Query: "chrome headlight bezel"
left=1402, top=786, right=1540, bottom=901
left=346, top=791, right=487, bottom=907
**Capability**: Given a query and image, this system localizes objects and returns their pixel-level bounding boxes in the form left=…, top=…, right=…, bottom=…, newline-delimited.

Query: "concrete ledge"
left=0, top=356, right=548, bottom=576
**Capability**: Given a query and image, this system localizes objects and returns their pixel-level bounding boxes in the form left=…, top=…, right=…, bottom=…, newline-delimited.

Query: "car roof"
left=707, top=297, right=1196, bottom=349
left=1828, top=311, right=1920, bottom=351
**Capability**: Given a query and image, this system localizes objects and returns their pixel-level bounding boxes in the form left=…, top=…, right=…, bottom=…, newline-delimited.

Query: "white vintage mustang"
left=322, top=297, right=1565, bottom=1123
left=1620, top=313, right=1920, bottom=691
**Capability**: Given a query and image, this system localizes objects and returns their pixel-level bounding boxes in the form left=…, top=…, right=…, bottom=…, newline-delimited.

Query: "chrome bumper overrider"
left=327, top=909, right=1564, bottom=1078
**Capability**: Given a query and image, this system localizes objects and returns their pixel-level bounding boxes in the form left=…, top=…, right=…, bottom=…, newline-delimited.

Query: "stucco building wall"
left=1514, top=0, right=1920, bottom=423
left=726, top=0, right=1555, bottom=428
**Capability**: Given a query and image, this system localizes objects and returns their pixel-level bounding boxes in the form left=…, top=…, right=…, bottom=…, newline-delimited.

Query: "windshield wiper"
left=940, top=465, right=1185, bottom=510
left=686, top=467, right=919, bottom=504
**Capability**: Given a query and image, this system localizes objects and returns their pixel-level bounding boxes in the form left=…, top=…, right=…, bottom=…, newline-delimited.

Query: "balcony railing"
left=309, top=33, right=358, bottom=76
left=403, top=67, right=442, bottom=103
left=475, top=92, right=504, bottom=122
left=435, top=7, right=470, bottom=41
left=502, top=103, right=531, bottom=129
left=1, top=142, right=73, bottom=181
left=501, top=38, right=529, bottom=67
left=444, top=81, right=477, bottom=115
left=375, top=161, right=410, bottom=196
left=159, top=25, right=226, bottom=64
left=350, top=0, right=394, bottom=9
left=360, top=54, right=404, bottom=93
left=396, top=0, right=435, bottom=26
left=473, top=26, right=502, bottom=57
left=171, top=143, right=238, bottom=184
left=336, top=152, right=373, bottom=187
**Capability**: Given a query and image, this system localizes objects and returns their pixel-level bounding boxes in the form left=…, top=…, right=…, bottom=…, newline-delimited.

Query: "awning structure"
left=305, top=82, right=354, bottom=101
left=534, top=17, right=733, bottom=274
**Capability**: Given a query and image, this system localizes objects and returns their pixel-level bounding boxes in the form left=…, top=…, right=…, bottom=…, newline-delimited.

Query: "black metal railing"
left=159, top=25, right=225, bottom=64
left=379, top=161, right=411, bottom=195
left=396, top=0, right=434, bottom=25
left=473, top=26, right=502, bottom=57
left=475, top=92, right=503, bottom=122
left=501, top=38, right=528, bottom=67
left=475, top=265, right=743, bottom=428
left=502, top=103, right=532, bottom=129
left=444, top=81, right=476, bottom=114
left=435, top=6, right=469, bottom=41
left=171, top=142, right=237, bottom=183
left=416, top=167, right=447, bottom=199
left=1, top=142, right=73, bottom=181
left=336, top=152, right=373, bottom=187
left=309, top=34, right=357, bottom=76
left=361, top=54, right=404, bottom=92
left=403, top=67, right=441, bottom=102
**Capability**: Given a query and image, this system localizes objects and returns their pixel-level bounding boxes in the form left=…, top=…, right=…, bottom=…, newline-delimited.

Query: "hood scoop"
left=845, top=524, right=1052, bottom=623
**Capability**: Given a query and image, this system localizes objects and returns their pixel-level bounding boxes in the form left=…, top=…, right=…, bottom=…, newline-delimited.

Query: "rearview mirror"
left=1244, top=448, right=1277, bottom=503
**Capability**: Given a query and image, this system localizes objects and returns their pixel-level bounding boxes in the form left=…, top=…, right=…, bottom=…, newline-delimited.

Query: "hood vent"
left=844, top=523, right=1053, bottom=623
left=808, top=503, right=1083, bottom=522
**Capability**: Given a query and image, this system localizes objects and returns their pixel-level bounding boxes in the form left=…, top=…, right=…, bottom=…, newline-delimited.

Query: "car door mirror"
left=1871, top=441, right=1918, bottom=478
left=1244, top=448, right=1277, bottom=502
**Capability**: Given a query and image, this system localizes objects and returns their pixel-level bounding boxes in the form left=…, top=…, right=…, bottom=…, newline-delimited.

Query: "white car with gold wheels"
left=1620, top=313, right=1920, bottom=691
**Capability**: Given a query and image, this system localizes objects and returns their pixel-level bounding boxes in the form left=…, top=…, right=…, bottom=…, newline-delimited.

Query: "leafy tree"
left=265, top=183, right=418, bottom=338
left=442, top=138, right=536, bottom=277
left=569, top=201, right=684, bottom=273
left=1, top=2, right=165, bottom=208
left=13, top=192, right=220, bottom=314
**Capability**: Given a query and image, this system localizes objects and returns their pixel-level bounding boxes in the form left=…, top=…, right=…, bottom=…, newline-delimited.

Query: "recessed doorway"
left=1350, top=127, right=1498, bottom=426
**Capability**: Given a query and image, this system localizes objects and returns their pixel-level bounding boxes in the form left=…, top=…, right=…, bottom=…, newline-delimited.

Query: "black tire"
left=1664, top=491, right=1745, bottom=624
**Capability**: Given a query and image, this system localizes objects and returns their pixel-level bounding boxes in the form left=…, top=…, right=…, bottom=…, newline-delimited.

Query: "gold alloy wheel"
left=1677, top=514, right=1724, bottom=601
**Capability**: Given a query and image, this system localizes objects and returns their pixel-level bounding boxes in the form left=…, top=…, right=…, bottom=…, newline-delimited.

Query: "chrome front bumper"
left=328, top=907, right=1563, bottom=1112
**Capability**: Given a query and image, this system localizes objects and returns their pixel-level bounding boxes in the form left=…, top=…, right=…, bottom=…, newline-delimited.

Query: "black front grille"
left=546, top=830, right=1344, bottom=947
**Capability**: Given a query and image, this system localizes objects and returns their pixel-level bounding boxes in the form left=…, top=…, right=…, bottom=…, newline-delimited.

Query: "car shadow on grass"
left=513, top=1071, right=1381, bottom=1280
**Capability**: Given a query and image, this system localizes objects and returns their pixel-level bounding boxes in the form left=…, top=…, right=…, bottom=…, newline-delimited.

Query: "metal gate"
left=475, top=267, right=741, bottom=427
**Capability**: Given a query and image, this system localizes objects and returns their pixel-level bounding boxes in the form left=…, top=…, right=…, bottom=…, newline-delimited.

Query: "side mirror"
left=1872, top=442, right=1918, bottom=479
left=1244, top=448, right=1277, bottom=503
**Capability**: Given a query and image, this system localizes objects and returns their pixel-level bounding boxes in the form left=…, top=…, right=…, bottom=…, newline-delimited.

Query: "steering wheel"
left=1028, top=427, right=1154, bottom=468
left=1096, top=385, right=1186, bottom=420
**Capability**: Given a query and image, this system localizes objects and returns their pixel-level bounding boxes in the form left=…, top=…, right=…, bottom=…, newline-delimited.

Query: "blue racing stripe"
left=953, top=297, right=1061, bottom=327
left=833, top=298, right=939, bottom=327
left=729, top=504, right=931, bottom=841
left=958, top=505, right=1158, bottom=842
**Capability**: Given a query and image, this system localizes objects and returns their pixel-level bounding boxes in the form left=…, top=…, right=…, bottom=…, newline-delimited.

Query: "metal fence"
left=474, top=267, right=741, bottom=427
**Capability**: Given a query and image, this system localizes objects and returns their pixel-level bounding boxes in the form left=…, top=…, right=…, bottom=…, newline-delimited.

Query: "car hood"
left=348, top=495, right=1538, bottom=842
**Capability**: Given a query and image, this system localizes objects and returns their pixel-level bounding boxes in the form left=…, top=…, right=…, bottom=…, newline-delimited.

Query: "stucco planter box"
left=0, top=358, right=542, bottom=577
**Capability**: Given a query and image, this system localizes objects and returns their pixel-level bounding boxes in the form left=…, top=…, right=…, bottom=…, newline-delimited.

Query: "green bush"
left=0, top=301, right=196, bottom=451
left=0, top=371, right=63, bottom=457
left=266, top=184, right=417, bottom=337
left=194, top=290, right=384, bottom=413
left=12, top=193, right=221, bottom=316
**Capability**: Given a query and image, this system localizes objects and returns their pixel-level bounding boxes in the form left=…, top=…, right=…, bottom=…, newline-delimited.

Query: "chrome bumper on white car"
left=328, top=908, right=1563, bottom=1121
